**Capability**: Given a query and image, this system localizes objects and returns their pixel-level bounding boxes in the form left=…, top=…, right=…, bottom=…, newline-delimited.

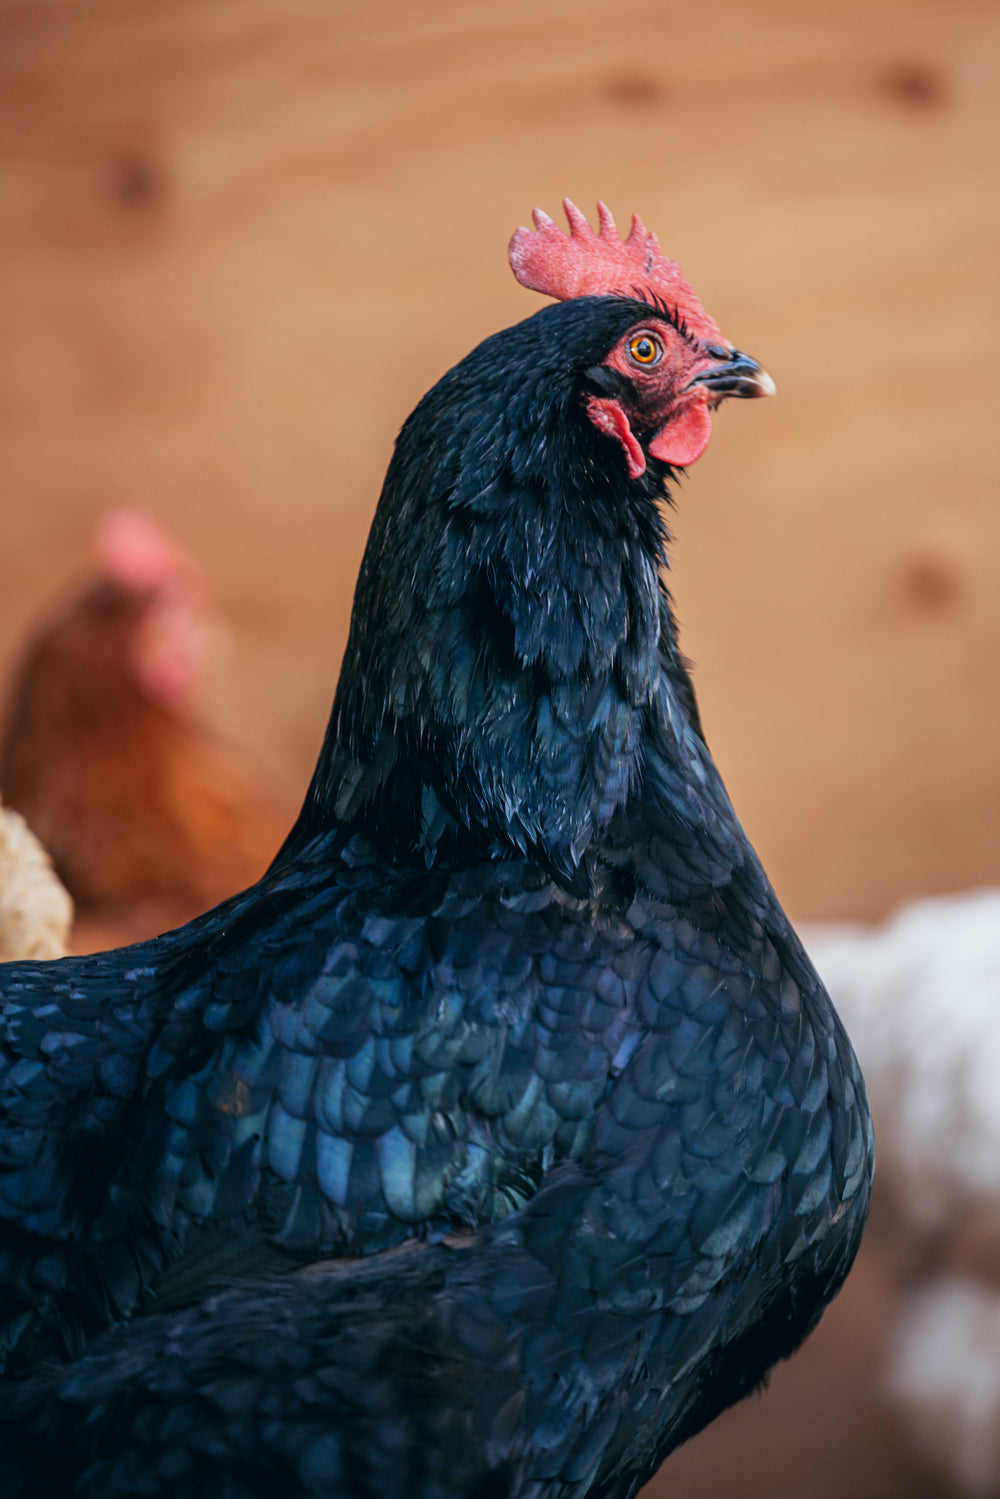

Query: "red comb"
left=95, top=508, right=201, bottom=597
left=94, top=508, right=211, bottom=709
left=508, top=199, right=724, bottom=346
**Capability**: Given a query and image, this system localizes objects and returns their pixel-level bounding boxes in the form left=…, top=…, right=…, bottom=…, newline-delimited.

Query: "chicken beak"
left=687, top=350, right=776, bottom=404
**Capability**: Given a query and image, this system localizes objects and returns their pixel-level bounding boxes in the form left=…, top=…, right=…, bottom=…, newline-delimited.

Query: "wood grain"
left=1, top=0, right=997, bottom=923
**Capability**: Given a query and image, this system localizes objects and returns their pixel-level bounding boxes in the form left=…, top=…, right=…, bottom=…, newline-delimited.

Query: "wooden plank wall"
left=0, top=0, right=996, bottom=927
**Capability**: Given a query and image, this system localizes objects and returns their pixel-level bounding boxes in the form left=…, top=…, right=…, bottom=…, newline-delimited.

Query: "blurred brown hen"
left=0, top=510, right=290, bottom=950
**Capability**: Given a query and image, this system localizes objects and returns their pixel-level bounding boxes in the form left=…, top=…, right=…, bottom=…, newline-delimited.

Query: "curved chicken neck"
left=294, top=469, right=726, bottom=893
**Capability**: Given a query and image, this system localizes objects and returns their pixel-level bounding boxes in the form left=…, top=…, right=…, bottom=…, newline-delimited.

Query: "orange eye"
left=627, top=332, right=662, bottom=366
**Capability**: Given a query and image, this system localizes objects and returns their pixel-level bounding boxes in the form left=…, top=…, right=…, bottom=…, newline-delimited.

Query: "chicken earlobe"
left=584, top=395, right=647, bottom=479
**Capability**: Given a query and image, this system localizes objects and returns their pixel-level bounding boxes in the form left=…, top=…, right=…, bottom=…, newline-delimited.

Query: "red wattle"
left=648, top=396, right=713, bottom=467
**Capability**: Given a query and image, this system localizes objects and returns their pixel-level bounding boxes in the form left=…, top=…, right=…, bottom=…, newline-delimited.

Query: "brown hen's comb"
left=96, top=508, right=202, bottom=598
left=508, top=199, right=725, bottom=347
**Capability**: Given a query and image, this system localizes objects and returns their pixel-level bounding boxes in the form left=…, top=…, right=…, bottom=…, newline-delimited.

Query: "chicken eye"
left=627, top=333, right=662, bottom=367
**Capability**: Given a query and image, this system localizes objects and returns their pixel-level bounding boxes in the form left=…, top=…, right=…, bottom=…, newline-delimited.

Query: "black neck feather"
left=286, top=298, right=706, bottom=885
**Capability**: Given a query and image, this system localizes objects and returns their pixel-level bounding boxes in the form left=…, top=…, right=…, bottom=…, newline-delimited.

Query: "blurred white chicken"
left=0, top=799, right=72, bottom=961
left=805, top=890, right=1000, bottom=1498
left=0, top=509, right=291, bottom=951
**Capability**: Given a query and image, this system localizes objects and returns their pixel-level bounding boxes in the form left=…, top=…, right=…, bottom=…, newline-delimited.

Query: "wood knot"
left=881, top=64, right=948, bottom=110
left=106, top=154, right=166, bottom=211
left=598, top=70, right=666, bottom=111
left=897, top=553, right=963, bottom=613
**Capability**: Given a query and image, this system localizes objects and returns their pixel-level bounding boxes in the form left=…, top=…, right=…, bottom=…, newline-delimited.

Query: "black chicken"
left=0, top=202, right=873, bottom=1497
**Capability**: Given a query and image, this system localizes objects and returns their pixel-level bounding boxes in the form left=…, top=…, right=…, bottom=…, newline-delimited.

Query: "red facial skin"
left=585, top=317, right=729, bottom=475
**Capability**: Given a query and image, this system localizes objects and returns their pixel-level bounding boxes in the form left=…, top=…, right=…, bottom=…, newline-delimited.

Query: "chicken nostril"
left=705, top=343, right=731, bottom=360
